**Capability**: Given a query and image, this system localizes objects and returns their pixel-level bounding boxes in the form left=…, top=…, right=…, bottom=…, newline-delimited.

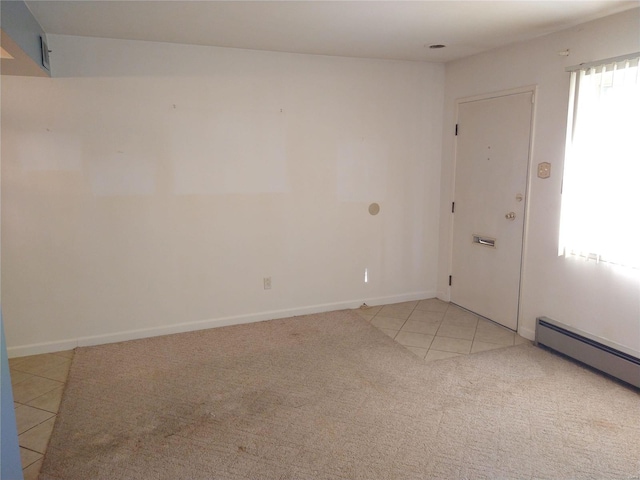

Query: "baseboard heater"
left=535, top=317, right=640, bottom=389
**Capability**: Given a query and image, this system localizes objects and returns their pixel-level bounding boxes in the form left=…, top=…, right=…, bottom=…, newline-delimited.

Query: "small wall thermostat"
left=537, top=162, right=551, bottom=179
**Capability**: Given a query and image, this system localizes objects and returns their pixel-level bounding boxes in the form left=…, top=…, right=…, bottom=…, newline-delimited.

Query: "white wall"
left=438, top=9, right=640, bottom=355
left=2, top=35, right=445, bottom=355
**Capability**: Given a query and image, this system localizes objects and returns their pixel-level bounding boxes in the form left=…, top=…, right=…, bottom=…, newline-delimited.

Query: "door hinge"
left=449, top=275, right=452, bottom=286
left=451, top=202, right=455, bottom=213
left=455, top=124, right=458, bottom=136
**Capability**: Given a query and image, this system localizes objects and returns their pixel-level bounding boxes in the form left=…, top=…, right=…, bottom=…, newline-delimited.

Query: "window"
left=559, top=53, right=640, bottom=268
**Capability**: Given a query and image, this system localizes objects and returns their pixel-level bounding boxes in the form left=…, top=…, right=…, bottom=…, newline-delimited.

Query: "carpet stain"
left=591, top=418, right=620, bottom=431
left=41, top=310, right=640, bottom=480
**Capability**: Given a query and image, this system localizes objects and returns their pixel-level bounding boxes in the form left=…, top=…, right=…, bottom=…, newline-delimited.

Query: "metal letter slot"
left=473, top=235, right=496, bottom=248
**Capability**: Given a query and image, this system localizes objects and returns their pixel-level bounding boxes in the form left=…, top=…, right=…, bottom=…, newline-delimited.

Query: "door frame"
left=447, top=85, right=538, bottom=333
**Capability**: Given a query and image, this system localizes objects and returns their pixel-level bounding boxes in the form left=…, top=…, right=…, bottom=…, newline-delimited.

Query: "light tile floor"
left=8, top=299, right=528, bottom=478
left=354, top=298, right=529, bottom=362
left=9, top=349, right=74, bottom=480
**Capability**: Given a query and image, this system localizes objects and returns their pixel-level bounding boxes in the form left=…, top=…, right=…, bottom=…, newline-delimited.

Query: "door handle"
left=505, top=212, right=516, bottom=220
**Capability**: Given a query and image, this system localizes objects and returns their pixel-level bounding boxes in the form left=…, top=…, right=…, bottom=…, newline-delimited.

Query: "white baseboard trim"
left=518, top=325, right=535, bottom=342
left=436, top=290, right=450, bottom=302
left=7, top=290, right=435, bottom=358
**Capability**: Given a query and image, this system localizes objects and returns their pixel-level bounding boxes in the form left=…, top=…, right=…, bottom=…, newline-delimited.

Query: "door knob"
left=505, top=212, right=516, bottom=220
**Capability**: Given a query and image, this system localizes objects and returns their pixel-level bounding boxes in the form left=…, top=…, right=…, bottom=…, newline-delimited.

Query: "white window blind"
left=559, top=53, right=640, bottom=268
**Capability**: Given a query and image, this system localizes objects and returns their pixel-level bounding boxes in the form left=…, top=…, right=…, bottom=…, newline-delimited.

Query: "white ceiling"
left=25, top=1, right=639, bottom=63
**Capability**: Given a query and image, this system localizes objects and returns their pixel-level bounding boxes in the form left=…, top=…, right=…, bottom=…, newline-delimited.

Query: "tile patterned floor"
left=355, top=298, right=529, bottom=362
left=9, top=349, right=74, bottom=480
left=8, top=299, right=528, bottom=478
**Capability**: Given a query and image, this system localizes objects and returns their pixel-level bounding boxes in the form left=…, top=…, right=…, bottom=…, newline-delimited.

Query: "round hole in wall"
left=368, top=203, right=380, bottom=216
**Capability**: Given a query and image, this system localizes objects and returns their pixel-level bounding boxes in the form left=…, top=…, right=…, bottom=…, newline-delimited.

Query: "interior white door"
left=451, top=91, right=533, bottom=331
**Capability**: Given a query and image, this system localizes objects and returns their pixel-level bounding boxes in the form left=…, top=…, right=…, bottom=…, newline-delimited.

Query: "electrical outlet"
left=263, top=277, right=272, bottom=290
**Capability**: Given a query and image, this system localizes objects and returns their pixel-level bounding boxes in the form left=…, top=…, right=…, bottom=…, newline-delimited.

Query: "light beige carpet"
left=41, top=310, right=640, bottom=479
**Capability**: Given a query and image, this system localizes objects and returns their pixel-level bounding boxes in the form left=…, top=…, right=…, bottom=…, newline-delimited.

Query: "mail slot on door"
left=473, top=235, right=496, bottom=248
